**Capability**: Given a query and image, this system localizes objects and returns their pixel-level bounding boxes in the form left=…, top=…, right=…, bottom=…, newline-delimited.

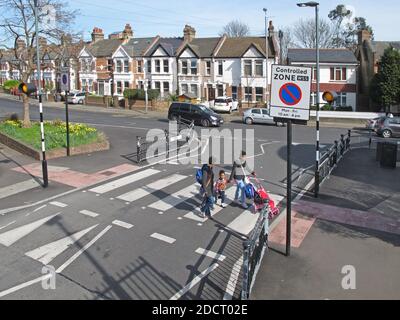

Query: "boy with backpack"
left=196, top=157, right=215, bottom=218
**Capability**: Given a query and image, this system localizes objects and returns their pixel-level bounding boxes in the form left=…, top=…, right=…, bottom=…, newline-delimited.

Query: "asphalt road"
left=0, top=97, right=364, bottom=300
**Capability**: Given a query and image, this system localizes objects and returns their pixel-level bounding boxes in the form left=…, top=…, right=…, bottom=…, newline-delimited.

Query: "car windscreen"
left=198, top=105, right=213, bottom=113
left=215, top=99, right=226, bottom=103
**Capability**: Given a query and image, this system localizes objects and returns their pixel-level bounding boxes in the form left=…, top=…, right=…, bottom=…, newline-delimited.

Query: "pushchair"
left=247, top=177, right=280, bottom=219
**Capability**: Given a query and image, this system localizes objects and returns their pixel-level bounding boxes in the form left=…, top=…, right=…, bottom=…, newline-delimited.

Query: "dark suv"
left=376, top=116, right=400, bottom=138
left=168, top=102, right=223, bottom=127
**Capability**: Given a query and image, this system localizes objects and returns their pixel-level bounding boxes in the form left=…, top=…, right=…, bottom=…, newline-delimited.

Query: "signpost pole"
left=65, top=90, right=70, bottom=156
left=314, top=4, right=321, bottom=198
left=286, top=119, right=292, bottom=256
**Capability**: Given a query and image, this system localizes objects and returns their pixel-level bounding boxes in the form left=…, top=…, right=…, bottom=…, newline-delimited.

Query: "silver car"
left=67, top=92, right=86, bottom=104
left=242, top=108, right=284, bottom=126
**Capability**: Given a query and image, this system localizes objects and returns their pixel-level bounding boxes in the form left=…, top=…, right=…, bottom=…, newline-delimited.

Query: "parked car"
left=376, top=116, right=400, bottom=138
left=211, top=96, right=238, bottom=113
left=67, top=92, right=86, bottom=104
left=242, top=108, right=284, bottom=126
left=366, top=116, right=390, bottom=130
left=168, top=102, right=223, bottom=127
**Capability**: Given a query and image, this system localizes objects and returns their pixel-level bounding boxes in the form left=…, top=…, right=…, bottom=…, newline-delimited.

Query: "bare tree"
left=278, top=27, right=295, bottom=64
left=220, top=20, right=250, bottom=38
left=292, top=18, right=336, bottom=49
left=0, top=0, right=78, bottom=127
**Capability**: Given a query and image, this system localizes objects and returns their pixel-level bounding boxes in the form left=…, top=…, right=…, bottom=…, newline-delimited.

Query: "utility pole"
left=263, top=8, right=269, bottom=103
left=34, top=0, right=49, bottom=188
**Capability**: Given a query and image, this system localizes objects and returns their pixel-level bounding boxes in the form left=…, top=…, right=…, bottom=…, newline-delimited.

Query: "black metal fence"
left=318, top=129, right=351, bottom=186
left=241, top=206, right=269, bottom=300
left=136, top=117, right=195, bottom=164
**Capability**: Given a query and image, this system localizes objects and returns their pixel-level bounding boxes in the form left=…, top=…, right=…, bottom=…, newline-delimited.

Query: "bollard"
left=165, top=129, right=169, bottom=159
left=340, top=134, right=345, bottom=156
left=137, top=136, right=141, bottom=163
left=333, top=140, right=338, bottom=165
left=346, top=130, right=351, bottom=150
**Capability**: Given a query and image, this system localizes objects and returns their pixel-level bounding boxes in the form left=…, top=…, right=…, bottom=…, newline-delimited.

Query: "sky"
left=61, top=0, right=400, bottom=41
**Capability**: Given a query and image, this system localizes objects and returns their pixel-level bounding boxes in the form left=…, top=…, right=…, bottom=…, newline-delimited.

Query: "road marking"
left=195, top=248, right=226, bottom=262
left=79, top=210, right=99, bottom=218
left=112, top=220, right=133, bottom=229
left=150, top=233, right=176, bottom=244
left=0, top=213, right=60, bottom=247
left=89, top=169, right=160, bottom=194
left=0, top=274, right=52, bottom=298
left=223, top=255, right=243, bottom=300
left=49, top=201, right=68, bottom=208
left=170, top=263, right=219, bottom=300
left=33, top=205, right=47, bottom=212
left=0, top=179, right=40, bottom=200
left=25, top=225, right=98, bottom=265
left=117, top=174, right=187, bottom=202
left=56, top=225, right=112, bottom=273
left=0, top=220, right=16, bottom=231
left=148, top=184, right=199, bottom=212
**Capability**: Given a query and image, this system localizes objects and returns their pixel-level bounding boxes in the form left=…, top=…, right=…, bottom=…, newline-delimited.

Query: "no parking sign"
left=270, top=65, right=312, bottom=121
left=60, top=72, right=69, bottom=92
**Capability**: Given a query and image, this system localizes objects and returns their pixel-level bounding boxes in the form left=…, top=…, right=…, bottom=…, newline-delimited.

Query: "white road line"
left=0, top=220, right=16, bottom=231
left=170, top=263, right=219, bottom=300
left=0, top=179, right=40, bottom=200
left=223, top=255, right=243, bottom=300
left=117, top=174, right=187, bottom=202
left=0, top=274, right=52, bottom=298
left=148, top=184, right=199, bottom=212
left=33, top=205, right=47, bottom=212
left=50, top=201, right=68, bottom=208
left=112, top=220, right=133, bottom=229
left=0, top=213, right=60, bottom=247
left=89, top=169, right=160, bottom=194
left=79, top=210, right=100, bottom=218
left=25, top=225, right=98, bottom=265
left=56, top=225, right=112, bottom=273
left=195, top=248, right=226, bottom=262
left=150, top=233, right=176, bottom=244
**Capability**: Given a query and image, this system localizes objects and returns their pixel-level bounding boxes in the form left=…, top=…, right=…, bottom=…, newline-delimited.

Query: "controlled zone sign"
left=270, top=65, right=312, bottom=121
left=60, top=72, right=69, bottom=92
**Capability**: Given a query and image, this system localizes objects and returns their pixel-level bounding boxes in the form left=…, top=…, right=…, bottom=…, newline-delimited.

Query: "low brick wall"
left=86, top=95, right=108, bottom=107
left=0, top=131, right=110, bottom=160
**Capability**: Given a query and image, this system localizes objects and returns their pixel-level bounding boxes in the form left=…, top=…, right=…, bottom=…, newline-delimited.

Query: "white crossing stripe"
left=50, top=201, right=68, bottom=208
left=25, top=225, right=98, bottom=265
left=0, top=180, right=40, bottom=200
left=223, top=255, right=243, bottom=300
left=148, top=184, right=199, bottom=212
left=150, top=233, right=176, bottom=244
left=195, top=248, right=226, bottom=262
left=170, top=263, right=219, bottom=300
left=0, top=221, right=16, bottom=231
left=89, top=169, right=160, bottom=194
left=117, top=174, right=187, bottom=202
left=0, top=213, right=60, bottom=247
left=112, top=220, right=133, bottom=229
left=79, top=210, right=99, bottom=218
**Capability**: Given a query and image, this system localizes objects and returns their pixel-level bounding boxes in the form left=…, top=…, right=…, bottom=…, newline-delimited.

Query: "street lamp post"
left=34, top=0, right=49, bottom=188
left=297, top=1, right=320, bottom=197
left=263, top=8, right=269, bottom=103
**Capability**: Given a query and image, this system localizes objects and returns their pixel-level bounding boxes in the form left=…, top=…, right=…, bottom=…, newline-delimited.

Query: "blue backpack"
left=245, top=183, right=255, bottom=199
left=196, top=164, right=207, bottom=184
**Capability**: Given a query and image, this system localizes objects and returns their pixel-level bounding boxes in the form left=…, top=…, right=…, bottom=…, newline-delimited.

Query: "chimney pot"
left=183, top=25, right=196, bottom=42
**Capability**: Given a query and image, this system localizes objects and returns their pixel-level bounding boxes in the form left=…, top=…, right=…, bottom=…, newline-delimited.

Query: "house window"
left=190, top=60, right=197, bottom=75
left=232, top=86, right=238, bottom=101
left=190, top=84, right=198, bottom=97
left=124, top=60, right=129, bottom=73
left=335, top=92, right=347, bottom=107
left=155, top=60, right=161, bottom=73
left=181, top=84, right=188, bottom=94
left=163, top=60, right=169, bottom=73
left=311, top=92, right=317, bottom=106
left=154, top=81, right=161, bottom=92
left=245, top=87, right=252, bottom=101
left=206, top=61, right=211, bottom=75
left=330, top=67, right=347, bottom=81
left=244, top=60, right=252, bottom=76
left=218, top=61, right=223, bottom=76
left=116, top=81, right=122, bottom=94
left=312, top=68, right=317, bottom=81
left=107, top=59, right=113, bottom=71
left=181, top=61, right=188, bottom=75
left=163, top=82, right=170, bottom=94
left=255, top=87, right=263, bottom=101
left=116, top=60, right=122, bottom=73
left=137, top=60, right=143, bottom=73
left=255, top=60, right=263, bottom=76
left=217, top=84, right=224, bottom=97
left=147, top=60, right=151, bottom=73
left=124, top=81, right=129, bottom=91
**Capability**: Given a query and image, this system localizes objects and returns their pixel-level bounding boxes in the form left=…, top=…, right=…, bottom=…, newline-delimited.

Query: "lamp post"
left=34, top=0, right=49, bottom=188
left=278, top=30, right=284, bottom=64
left=263, top=8, right=269, bottom=103
left=297, top=1, right=320, bottom=198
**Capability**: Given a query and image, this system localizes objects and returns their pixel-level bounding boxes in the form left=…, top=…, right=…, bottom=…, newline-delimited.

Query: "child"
left=215, top=170, right=228, bottom=208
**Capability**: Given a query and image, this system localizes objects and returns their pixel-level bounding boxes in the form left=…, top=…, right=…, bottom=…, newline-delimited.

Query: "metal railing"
left=241, top=205, right=269, bottom=300
left=136, top=116, right=195, bottom=164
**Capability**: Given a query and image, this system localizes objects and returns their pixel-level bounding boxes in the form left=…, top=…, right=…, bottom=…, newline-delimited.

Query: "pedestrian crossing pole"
left=34, top=0, right=49, bottom=187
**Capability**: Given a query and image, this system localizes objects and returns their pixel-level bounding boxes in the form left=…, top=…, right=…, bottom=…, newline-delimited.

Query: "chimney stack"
left=91, top=27, right=104, bottom=43
left=61, top=34, right=72, bottom=46
left=183, top=25, right=196, bottom=42
left=358, top=29, right=371, bottom=45
left=122, top=23, right=134, bottom=40
left=16, top=39, right=26, bottom=50
left=39, top=37, right=47, bottom=48
left=268, top=20, right=276, bottom=37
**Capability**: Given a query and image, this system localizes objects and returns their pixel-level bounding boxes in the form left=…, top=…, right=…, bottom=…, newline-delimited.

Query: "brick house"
left=287, top=48, right=358, bottom=110
left=0, top=50, right=12, bottom=85
left=355, top=29, right=400, bottom=111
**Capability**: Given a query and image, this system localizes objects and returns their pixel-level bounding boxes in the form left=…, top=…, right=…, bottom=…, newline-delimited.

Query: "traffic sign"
left=60, top=72, right=69, bottom=92
left=270, top=65, right=312, bottom=121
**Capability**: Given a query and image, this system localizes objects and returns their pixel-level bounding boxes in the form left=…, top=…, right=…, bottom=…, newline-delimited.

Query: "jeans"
left=235, top=180, right=246, bottom=204
left=216, top=190, right=226, bottom=204
left=201, top=195, right=215, bottom=217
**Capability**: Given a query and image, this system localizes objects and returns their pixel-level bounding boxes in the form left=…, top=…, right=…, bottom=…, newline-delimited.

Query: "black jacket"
left=201, top=164, right=214, bottom=196
left=229, top=160, right=254, bottom=181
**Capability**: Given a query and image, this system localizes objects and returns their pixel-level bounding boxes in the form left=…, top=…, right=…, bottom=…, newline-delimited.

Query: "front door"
left=98, top=81, right=105, bottom=96
left=207, top=85, right=215, bottom=101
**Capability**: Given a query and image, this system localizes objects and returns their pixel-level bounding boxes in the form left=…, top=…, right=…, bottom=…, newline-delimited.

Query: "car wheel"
left=201, top=119, right=210, bottom=127
left=382, top=129, right=392, bottom=138
left=245, top=117, right=253, bottom=125
left=78, top=99, right=84, bottom=105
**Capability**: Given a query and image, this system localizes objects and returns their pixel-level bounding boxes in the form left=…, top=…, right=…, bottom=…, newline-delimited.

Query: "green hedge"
left=3, top=79, right=20, bottom=91
left=123, top=88, right=160, bottom=101
left=310, top=104, right=353, bottom=111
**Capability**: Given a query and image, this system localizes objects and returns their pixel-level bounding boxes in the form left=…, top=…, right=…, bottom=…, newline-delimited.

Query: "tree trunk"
left=22, top=93, right=31, bottom=127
